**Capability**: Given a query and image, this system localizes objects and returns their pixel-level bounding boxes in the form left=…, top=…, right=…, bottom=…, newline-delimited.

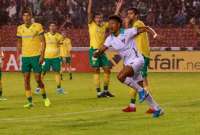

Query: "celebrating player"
left=87, top=0, right=123, bottom=98
left=17, top=9, right=51, bottom=108
left=122, top=8, right=160, bottom=113
left=0, top=49, right=7, bottom=101
left=94, top=15, right=163, bottom=118
left=60, top=31, right=73, bottom=80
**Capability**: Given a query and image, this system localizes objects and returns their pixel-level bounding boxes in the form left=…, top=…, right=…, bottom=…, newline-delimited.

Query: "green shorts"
left=43, top=57, right=61, bottom=72
left=141, top=55, right=150, bottom=78
left=22, top=56, right=42, bottom=73
left=89, top=48, right=111, bottom=68
left=62, top=57, right=72, bottom=64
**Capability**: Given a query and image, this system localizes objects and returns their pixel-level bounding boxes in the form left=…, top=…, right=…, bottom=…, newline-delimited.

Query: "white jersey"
left=104, top=28, right=143, bottom=64
left=104, top=28, right=144, bottom=81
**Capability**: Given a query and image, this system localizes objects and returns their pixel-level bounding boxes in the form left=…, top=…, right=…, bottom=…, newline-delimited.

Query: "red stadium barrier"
left=2, top=51, right=93, bottom=72
left=0, top=26, right=199, bottom=48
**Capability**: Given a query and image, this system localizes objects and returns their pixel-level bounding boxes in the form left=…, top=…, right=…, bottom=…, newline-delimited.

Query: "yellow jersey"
left=88, top=21, right=109, bottom=49
left=44, top=32, right=63, bottom=59
left=60, top=37, right=72, bottom=57
left=132, top=20, right=150, bottom=57
left=16, top=23, right=44, bottom=57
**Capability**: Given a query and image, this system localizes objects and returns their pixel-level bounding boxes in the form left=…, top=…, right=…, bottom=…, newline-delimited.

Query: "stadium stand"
left=0, top=0, right=200, bottom=49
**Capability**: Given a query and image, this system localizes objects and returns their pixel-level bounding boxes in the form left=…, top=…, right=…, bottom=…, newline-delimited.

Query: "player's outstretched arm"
left=87, top=0, right=93, bottom=24
left=93, top=46, right=108, bottom=58
left=114, top=0, right=124, bottom=15
left=39, top=34, right=46, bottom=64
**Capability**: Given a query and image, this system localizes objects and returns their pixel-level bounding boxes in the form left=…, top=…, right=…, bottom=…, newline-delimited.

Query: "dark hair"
left=108, top=15, right=122, bottom=26
left=48, top=20, right=58, bottom=26
left=127, top=8, right=139, bottom=15
left=22, top=8, right=32, bottom=16
left=93, top=11, right=103, bottom=18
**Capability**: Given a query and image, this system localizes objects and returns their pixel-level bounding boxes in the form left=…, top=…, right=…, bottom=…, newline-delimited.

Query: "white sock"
left=129, top=103, right=135, bottom=108
left=145, top=93, right=160, bottom=111
left=123, top=77, right=143, bottom=92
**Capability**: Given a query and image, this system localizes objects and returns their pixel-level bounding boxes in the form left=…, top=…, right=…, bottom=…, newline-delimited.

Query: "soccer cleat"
left=34, top=88, right=41, bottom=95
left=138, top=89, right=147, bottom=103
left=146, top=108, right=155, bottom=114
left=0, top=96, right=7, bottom=101
left=44, top=98, right=51, bottom=107
left=105, top=91, right=115, bottom=97
left=122, top=106, right=136, bottom=112
left=56, top=88, right=65, bottom=95
left=24, top=103, right=33, bottom=108
left=153, top=109, right=164, bottom=118
left=97, top=91, right=107, bottom=98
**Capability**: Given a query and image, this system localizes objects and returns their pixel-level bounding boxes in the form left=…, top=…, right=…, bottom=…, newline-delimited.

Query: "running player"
left=123, top=8, right=160, bottom=113
left=0, top=49, right=7, bottom=101
left=60, top=31, right=72, bottom=80
left=94, top=15, right=163, bottom=118
left=87, top=0, right=123, bottom=98
left=17, top=9, right=50, bottom=108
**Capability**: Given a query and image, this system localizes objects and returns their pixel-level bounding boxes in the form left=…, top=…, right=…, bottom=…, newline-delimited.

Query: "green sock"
left=0, top=88, right=2, bottom=96
left=27, top=96, right=32, bottom=104
left=42, top=94, right=47, bottom=99
left=57, top=85, right=61, bottom=89
left=96, top=88, right=101, bottom=93
left=104, top=86, right=108, bottom=91
left=131, top=98, right=136, bottom=104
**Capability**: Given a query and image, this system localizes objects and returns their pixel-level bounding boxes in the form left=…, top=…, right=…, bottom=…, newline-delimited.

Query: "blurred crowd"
left=0, top=0, right=200, bottom=28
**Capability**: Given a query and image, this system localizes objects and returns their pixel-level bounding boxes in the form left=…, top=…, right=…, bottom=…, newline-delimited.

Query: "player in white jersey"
left=94, top=15, right=163, bottom=118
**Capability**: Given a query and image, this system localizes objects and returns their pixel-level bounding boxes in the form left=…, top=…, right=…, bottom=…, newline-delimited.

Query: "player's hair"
left=22, top=8, right=33, bottom=16
left=48, top=20, right=58, bottom=26
left=93, top=12, right=103, bottom=18
left=108, top=15, right=123, bottom=26
left=127, top=7, right=139, bottom=15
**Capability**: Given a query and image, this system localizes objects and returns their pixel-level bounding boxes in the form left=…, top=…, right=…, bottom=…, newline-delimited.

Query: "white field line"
left=0, top=98, right=200, bottom=122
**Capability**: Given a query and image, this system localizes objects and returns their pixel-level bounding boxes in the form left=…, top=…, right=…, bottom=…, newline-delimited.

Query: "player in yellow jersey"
left=17, top=9, right=50, bottom=108
left=35, top=22, right=65, bottom=95
left=60, top=31, right=73, bottom=80
left=87, top=0, right=123, bottom=98
left=123, top=8, right=161, bottom=113
left=0, top=49, right=7, bottom=101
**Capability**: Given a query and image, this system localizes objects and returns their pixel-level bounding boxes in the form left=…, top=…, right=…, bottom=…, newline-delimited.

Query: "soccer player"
left=94, top=15, right=163, bottom=118
left=123, top=8, right=159, bottom=113
left=0, top=49, right=7, bottom=101
left=17, top=9, right=50, bottom=108
left=36, top=22, right=65, bottom=95
left=60, top=31, right=73, bottom=80
left=87, top=0, right=123, bottom=98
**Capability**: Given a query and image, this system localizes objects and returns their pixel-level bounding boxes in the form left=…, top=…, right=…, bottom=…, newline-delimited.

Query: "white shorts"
left=124, top=56, right=144, bottom=83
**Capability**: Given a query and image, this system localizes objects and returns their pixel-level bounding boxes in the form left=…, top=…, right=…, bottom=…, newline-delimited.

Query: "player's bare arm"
left=87, top=0, right=93, bottom=24
left=17, top=37, right=22, bottom=62
left=114, top=0, right=124, bottom=15
left=39, top=34, right=46, bottom=64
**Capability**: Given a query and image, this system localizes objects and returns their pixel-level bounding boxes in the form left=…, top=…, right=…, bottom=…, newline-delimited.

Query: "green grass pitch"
left=0, top=72, right=200, bottom=135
